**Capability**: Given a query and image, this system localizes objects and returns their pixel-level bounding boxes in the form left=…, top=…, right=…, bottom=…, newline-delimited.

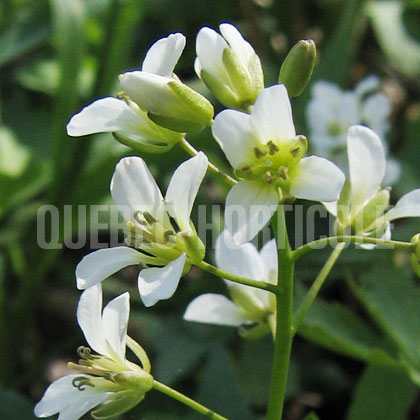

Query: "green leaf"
left=0, top=126, right=30, bottom=178
left=295, top=284, right=397, bottom=365
left=367, top=1, right=420, bottom=78
left=347, top=364, right=418, bottom=420
left=350, top=263, right=420, bottom=383
left=0, top=385, right=38, bottom=420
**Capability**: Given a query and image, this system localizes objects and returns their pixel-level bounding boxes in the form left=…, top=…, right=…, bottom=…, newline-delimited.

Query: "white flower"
left=195, top=23, right=264, bottom=110
left=120, top=35, right=213, bottom=133
left=212, top=84, right=345, bottom=244
left=184, top=230, right=276, bottom=337
left=34, top=284, right=153, bottom=420
left=67, top=34, right=186, bottom=153
left=76, top=153, right=208, bottom=307
left=324, top=125, right=420, bottom=244
left=306, top=76, right=400, bottom=183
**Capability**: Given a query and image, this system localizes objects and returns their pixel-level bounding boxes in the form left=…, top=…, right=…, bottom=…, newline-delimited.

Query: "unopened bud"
left=278, top=39, right=316, bottom=97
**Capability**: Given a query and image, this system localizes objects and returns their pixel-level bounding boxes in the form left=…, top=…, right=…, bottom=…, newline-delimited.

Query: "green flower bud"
left=120, top=72, right=214, bottom=133
left=278, top=39, right=316, bottom=97
left=412, top=233, right=420, bottom=260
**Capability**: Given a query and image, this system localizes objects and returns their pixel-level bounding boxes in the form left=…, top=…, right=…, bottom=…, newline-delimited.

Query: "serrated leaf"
left=347, top=364, right=418, bottom=420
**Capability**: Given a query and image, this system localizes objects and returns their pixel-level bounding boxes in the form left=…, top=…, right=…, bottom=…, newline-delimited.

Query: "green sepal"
left=229, top=285, right=266, bottom=321
left=248, top=53, right=264, bottom=95
left=238, top=321, right=270, bottom=340
left=222, top=47, right=255, bottom=103
left=113, top=370, right=154, bottom=392
left=358, top=188, right=390, bottom=232
left=278, top=39, right=316, bottom=97
left=91, top=390, right=144, bottom=419
left=337, top=180, right=352, bottom=227
left=112, top=132, right=176, bottom=154
left=148, top=112, right=205, bottom=133
left=411, top=233, right=420, bottom=260
left=200, top=68, right=240, bottom=109
left=410, top=254, right=420, bottom=278
left=183, top=225, right=206, bottom=264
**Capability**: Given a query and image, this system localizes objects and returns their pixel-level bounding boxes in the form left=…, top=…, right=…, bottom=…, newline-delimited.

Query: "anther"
left=254, top=146, right=267, bottom=159
left=267, top=140, right=279, bottom=155
left=72, top=376, right=93, bottom=391
left=164, top=230, right=176, bottom=243
left=289, top=146, right=301, bottom=157
left=264, top=171, right=274, bottom=184
left=116, top=91, right=130, bottom=106
left=278, top=166, right=288, bottom=180
left=240, top=166, right=253, bottom=176
left=143, top=212, right=157, bottom=225
left=133, top=211, right=148, bottom=226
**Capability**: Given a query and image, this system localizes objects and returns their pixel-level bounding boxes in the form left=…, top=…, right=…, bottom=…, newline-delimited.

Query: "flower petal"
left=385, top=189, right=420, bottom=221
left=196, top=27, right=228, bottom=78
left=219, top=23, right=254, bottom=64
left=212, top=109, right=256, bottom=169
left=184, top=294, right=248, bottom=326
left=102, top=292, right=130, bottom=362
left=77, top=284, right=107, bottom=355
left=260, top=238, right=278, bottom=283
left=66, top=98, right=142, bottom=137
left=165, top=152, right=208, bottom=232
left=138, top=253, right=186, bottom=307
left=215, top=230, right=265, bottom=281
left=142, top=33, right=186, bottom=77
left=250, top=85, right=296, bottom=143
left=347, top=125, right=385, bottom=206
left=290, top=156, right=345, bottom=202
left=110, top=156, right=164, bottom=222
left=225, top=180, right=278, bottom=244
left=34, top=375, right=107, bottom=418
left=76, top=247, right=144, bottom=290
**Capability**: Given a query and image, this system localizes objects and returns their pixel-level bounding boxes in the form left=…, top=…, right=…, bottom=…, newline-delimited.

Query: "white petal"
left=110, top=156, right=164, bottom=222
left=225, top=180, right=278, bottom=245
left=138, top=253, right=186, bottom=307
left=165, top=152, right=208, bottom=232
left=142, top=33, right=186, bottom=77
left=212, top=109, right=256, bottom=169
left=383, top=156, right=401, bottom=185
left=355, top=75, right=380, bottom=97
left=250, top=85, right=296, bottom=143
left=76, top=247, right=144, bottom=290
left=215, top=230, right=265, bottom=281
left=77, top=284, right=107, bottom=355
left=290, top=156, right=345, bottom=202
left=362, top=93, right=391, bottom=133
left=196, top=27, right=228, bottom=78
left=386, top=189, right=420, bottom=221
left=102, top=292, right=130, bottom=361
left=219, top=23, right=254, bottom=64
left=347, top=125, right=385, bottom=206
left=323, top=200, right=338, bottom=217
left=184, top=294, right=248, bottom=326
left=260, top=238, right=278, bottom=283
left=66, top=98, right=143, bottom=137
left=57, top=393, right=109, bottom=420
left=34, top=375, right=106, bottom=418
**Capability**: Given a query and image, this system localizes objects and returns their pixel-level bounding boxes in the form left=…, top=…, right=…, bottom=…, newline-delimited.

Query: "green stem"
left=179, top=138, right=237, bottom=187
left=196, top=260, right=277, bottom=294
left=291, top=235, right=414, bottom=262
left=153, top=380, right=229, bottom=420
left=292, top=242, right=345, bottom=335
left=266, top=205, right=295, bottom=420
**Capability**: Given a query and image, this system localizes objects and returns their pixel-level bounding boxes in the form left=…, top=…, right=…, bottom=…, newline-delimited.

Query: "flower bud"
left=120, top=72, right=214, bottom=133
left=278, top=39, right=316, bottom=97
left=195, top=24, right=264, bottom=110
left=410, top=234, right=420, bottom=277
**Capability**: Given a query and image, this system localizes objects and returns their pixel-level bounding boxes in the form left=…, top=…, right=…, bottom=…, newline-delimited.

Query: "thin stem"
left=292, top=242, right=345, bottom=335
left=266, top=205, right=295, bottom=420
left=291, top=235, right=414, bottom=262
left=196, top=260, right=277, bottom=294
left=153, top=380, right=229, bottom=420
left=179, top=138, right=237, bottom=187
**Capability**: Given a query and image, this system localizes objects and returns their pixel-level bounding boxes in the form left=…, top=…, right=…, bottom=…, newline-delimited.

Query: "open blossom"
left=212, top=84, right=345, bottom=244
left=306, top=76, right=400, bottom=183
left=324, top=125, right=420, bottom=244
left=67, top=34, right=186, bottom=153
left=76, top=153, right=208, bottom=307
left=195, top=23, right=264, bottom=110
left=184, top=230, right=276, bottom=338
left=35, top=284, right=153, bottom=420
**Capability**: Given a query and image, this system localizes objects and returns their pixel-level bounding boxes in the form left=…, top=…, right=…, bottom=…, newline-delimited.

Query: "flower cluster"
left=35, top=21, right=420, bottom=420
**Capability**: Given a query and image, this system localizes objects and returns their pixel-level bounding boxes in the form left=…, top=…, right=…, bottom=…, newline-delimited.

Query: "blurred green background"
left=1, top=0, right=420, bottom=419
